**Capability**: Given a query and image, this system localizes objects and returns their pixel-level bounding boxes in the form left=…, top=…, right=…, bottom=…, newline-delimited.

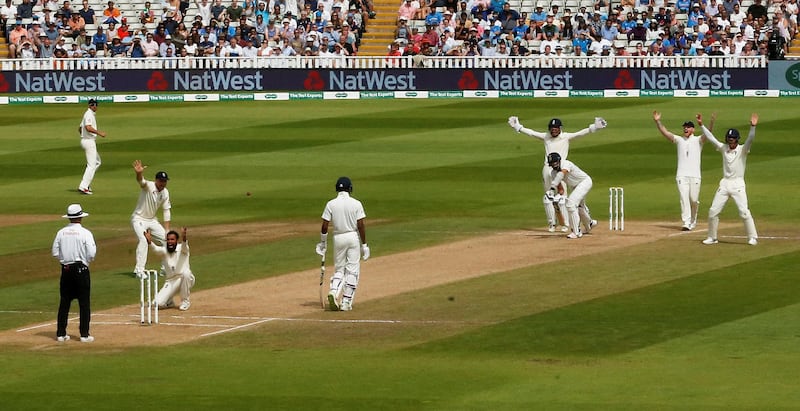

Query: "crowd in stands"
left=391, top=0, right=797, bottom=59
left=1, top=0, right=377, bottom=59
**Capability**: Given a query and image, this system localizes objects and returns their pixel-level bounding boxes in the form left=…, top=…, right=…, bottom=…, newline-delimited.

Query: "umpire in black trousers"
left=52, top=204, right=97, bottom=342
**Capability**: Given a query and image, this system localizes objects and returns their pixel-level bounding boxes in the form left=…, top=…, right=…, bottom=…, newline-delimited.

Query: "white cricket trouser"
left=566, top=178, right=593, bottom=236
left=541, top=164, right=569, bottom=227
left=676, top=176, right=701, bottom=227
left=131, top=217, right=166, bottom=273
left=329, top=231, right=361, bottom=304
left=155, top=272, right=195, bottom=307
left=79, top=139, right=101, bottom=190
left=707, top=178, right=757, bottom=240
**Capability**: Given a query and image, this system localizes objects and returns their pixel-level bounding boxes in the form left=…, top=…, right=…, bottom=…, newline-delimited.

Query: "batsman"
left=316, top=177, right=369, bottom=312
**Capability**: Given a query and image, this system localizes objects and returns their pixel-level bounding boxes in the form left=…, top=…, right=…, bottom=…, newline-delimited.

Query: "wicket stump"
left=609, top=187, right=624, bottom=231
left=139, top=269, right=159, bottom=325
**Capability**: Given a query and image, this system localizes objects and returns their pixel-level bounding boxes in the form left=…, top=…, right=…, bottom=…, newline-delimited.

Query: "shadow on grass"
left=412, top=251, right=799, bottom=357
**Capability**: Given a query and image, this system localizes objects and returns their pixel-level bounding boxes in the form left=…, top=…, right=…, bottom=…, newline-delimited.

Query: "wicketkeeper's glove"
left=594, top=117, right=607, bottom=129
left=508, top=116, right=523, bottom=132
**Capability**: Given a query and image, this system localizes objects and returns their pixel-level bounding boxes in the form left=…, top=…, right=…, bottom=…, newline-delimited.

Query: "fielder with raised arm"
left=144, top=227, right=195, bottom=311
left=131, top=159, right=172, bottom=278
left=652, top=111, right=715, bottom=231
left=508, top=115, right=606, bottom=232
left=697, top=113, right=759, bottom=246
left=316, top=177, right=369, bottom=312
left=545, top=152, right=596, bottom=239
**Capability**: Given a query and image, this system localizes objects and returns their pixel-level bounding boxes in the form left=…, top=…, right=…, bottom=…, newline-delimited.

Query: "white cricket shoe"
left=179, top=300, right=191, bottom=311
left=548, top=225, right=556, bottom=233
left=566, top=232, right=583, bottom=239
left=584, top=220, right=598, bottom=234
left=340, top=301, right=352, bottom=311
left=327, top=292, right=339, bottom=311
left=681, top=225, right=691, bottom=231
left=688, top=222, right=697, bottom=230
left=80, top=336, right=94, bottom=343
left=161, top=299, right=175, bottom=309
left=57, top=335, right=70, bottom=342
left=747, top=238, right=758, bottom=246
left=560, top=226, right=569, bottom=233
left=702, top=238, right=718, bottom=245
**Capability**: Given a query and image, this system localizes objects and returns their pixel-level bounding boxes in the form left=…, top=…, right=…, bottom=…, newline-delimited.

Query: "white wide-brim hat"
left=63, top=204, right=89, bottom=218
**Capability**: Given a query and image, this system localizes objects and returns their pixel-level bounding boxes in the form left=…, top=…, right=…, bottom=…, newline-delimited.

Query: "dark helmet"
left=725, top=128, right=740, bottom=140
left=335, top=176, right=353, bottom=192
left=548, top=118, right=562, bottom=129
left=547, top=152, right=561, bottom=166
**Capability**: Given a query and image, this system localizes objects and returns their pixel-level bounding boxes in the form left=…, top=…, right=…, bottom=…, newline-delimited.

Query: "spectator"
left=37, top=33, right=57, bottom=57
left=160, top=34, right=177, bottom=55
left=721, top=0, right=738, bottom=15
left=194, top=0, right=212, bottom=25
left=498, top=2, right=520, bottom=33
left=395, top=16, right=410, bottom=42
left=117, top=18, right=132, bottom=41
left=629, top=18, right=647, bottom=40
left=542, top=12, right=560, bottom=38
left=747, top=0, right=767, bottom=21
left=1, top=0, right=18, bottom=37
left=398, top=0, right=418, bottom=21
left=164, top=11, right=180, bottom=34
left=729, top=2, right=746, bottom=27
left=17, top=0, right=36, bottom=19
left=494, top=38, right=509, bottom=55
left=600, top=17, right=619, bottom=41
left=102, top=1, right=121, bottom=24
left=141, top=31, right=160, bottom=56
left=56, top=1, right=73, bottom=19
left=227, top=0, right=244, bottom=20
left=540, top=31, right=559, bottom=53
left=424, top=7, right=442, bottom=26
left=91, top=25, right=108, bottom=51
left=109, top=36, right=128, bottom=56
left=77, top=0, right=94, bottom=24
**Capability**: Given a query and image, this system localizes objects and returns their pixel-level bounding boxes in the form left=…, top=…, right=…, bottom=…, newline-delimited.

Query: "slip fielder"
left=131, top=160, right=172, bottom=278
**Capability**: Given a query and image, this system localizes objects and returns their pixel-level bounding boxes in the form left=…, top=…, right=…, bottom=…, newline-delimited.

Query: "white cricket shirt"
left=80, top=108, right=98, bottom=139
left=321, top=192, right=366, bottom=235
left=672, top=134, right=703, bottom=178
left=131, top=179, right=171, bottom=220
left=149, top=241, right=191, bottom=278
left=703, top=125, right=754, bottom=180
left=52, top=223, right=97, bottom=265
left=552, top=159, right=591, bottom=188
left=519, top=126, right=595, bottom=165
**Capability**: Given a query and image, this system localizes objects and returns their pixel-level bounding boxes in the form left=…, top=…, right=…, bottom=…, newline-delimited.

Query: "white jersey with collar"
left=132, top=179, right=172, bottom=220
left=671, top=134, right=704, bottom=178
left=517, top=125, right=596, bottom=165
left=80, top=108, right=98, bottom=139
left=149, top=241, right=191, bottom=277
left=702, top=125, right=754, bottom=180
left=551, top=159, right=591, bottom=188
left=52, top=223, right=97, bottom=265
left=322, top=191, right=366, bottom=235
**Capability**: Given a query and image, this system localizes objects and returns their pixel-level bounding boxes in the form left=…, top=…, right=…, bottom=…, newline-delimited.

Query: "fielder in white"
left=131, top=159, right=172, bottom=278
left=316, top=177, right=369, bottom=312
left=77, top=99, right=107, bottom=195
left=697, top=113, right=759, bottom=246
left=653, top=111, right=715, bottom=231
left=508, top=116, right=606, bottom=232
left=144, top=227, right=195, bottom=311
left=546, top=152, right=595, bottom=239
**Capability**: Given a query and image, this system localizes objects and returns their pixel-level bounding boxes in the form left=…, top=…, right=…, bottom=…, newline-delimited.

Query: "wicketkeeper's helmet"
left=548, top=118, right=563, bottom=129
left=336, top=176, right=353, bottom=192
left=725, top=128, right=740, bottom=140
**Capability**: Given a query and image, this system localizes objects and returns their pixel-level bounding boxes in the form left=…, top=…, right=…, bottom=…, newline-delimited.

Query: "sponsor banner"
left=710, top=89, right=744, bottom=97
left=779, top=89, right=800, bottom=96
left=569, top=90, right=603, bottom=97
left=289, top=91, right=323, bottom=99
left=743, top=89, right=778, bottom=97
left=603, top=89, right=640, bottom=98
left=43, top=95, right=79, bottom=103
left=9, top=96, right=44, bottom=104
left=79, top=95, right=114, bottom=103
left=114, top=94, right=150, bottom=103
left=184, top=93, right=220, bottom=102
left=463, top=90, right=498, bottom=98
left=394, top=91, right=428, bottom=98
left=149, top=94, right=185, bottom=102
left=534, top=90, right=569, bottom=97
left=767, top=61, right=800, bottom=90
left=324, top=91, right=359, bottom=100
left=500, top=90, right=534, bottom=98
left=640, top=89, right=675, bottom=97
left=0, top=96, right=8, bottom=105
left=220, top=93, right=255, bottom=101
left=360, top=91, right=394, bottom=99
left=254, top=92, right=290, bottom=100
left=674, top=90, right=709, bottom=97
left=429, top=90, right=463, bottom=98
left=0, top=68, right=769, bottom=92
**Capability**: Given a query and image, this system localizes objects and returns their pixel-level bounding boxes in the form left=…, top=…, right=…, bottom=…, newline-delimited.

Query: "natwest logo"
left=172, top=70, right=263, bottom=91
left=14, top=72, right=106, bottom=92
left=328, top=71, right=417, bottom=91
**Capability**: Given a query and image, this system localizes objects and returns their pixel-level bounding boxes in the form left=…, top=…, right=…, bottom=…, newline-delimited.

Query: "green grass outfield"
left=1, top=98, right=799, bottom=410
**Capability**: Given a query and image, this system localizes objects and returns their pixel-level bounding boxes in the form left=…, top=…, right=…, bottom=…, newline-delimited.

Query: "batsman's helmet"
left=336, top=176, right=353, bottom=192
left=548, top=118, right=562, bottom=129
left=547, top=152, right=561, bottom=166
left=725, top=128, right=740, bottom=140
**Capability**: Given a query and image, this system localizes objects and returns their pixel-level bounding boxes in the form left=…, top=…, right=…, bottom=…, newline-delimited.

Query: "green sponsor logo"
left=54, top=96, right=68, bottom=102
left=194, top=94, right=208, bottom=100
left=429, top=91, right=463, bottom=98
left=9, top=96, right=44, bottom=104
left=220, top=93, right=254, bottom=101
left=784, top=63, right=800, bottom=88
left=710, top=90, right=744, bottom=97
left=79, top=95, right=113, bottom=103
left=404, top=92, right=418, bottom=97
left=360, top=91, right=394, bottom=99
left=685, top=90, right=699, bottom=96
left=474, top=91, right=488, bottom=97
left=569, top=90, right=603, bottom=97
left=499, top=90, right=534, bottom=98
left=334, top=92, right=348, bottom=98
left=615, top=91, right=630, bottom=97
left=640, top=89, right=674, bottom=97
left=264, top=93, right=279, bottom=99
left=779, top=89, right=800, bottom=96
left=544, top=91, right=558, bottom=96
left=124, top=95, right=139, bottom=101
left=150, top=94, right=185, bottom=102
left=289, top=92, right=323, bottom=100
left=754, top=90, right=768, bottom=96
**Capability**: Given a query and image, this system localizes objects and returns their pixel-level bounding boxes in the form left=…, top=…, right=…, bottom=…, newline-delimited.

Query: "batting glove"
left=593, top=117, right=607, bottom=129
left=316, top=233, right=327, bottom=256
left=361, top=244, right=370, bottom=261
left=508, top=116, right=522, bottom=132
left=545, top=187, right=557, bottom=202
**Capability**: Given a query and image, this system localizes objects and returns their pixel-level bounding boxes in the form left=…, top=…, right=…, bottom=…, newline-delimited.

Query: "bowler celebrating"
left=131, top=160, right=172, bottom=278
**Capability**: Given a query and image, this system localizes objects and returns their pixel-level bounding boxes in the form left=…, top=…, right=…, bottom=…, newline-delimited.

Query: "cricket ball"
left=246, top=192, right=251, bottom=196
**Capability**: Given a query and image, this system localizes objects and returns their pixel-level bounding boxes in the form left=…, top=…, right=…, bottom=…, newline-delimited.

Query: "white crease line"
left=201, top=318, right=276, bottom=337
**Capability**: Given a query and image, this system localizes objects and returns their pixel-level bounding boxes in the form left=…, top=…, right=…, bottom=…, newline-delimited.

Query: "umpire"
left=52, top=204, right=97, bottom=343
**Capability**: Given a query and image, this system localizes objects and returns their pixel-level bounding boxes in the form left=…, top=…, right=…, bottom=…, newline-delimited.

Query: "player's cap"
left=725, top=128, right=740, bottom=139
left=63, top=204, right=89, bottom=219
left=88, top=99, right=98, bottom=106
left=155, top=171, right=170, bottom=180
left=336, top=176, right=352, bottom=192
left=682, top=121, right=694, bottom=128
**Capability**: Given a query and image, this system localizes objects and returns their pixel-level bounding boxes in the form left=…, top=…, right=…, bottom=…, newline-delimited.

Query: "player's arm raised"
left=653, top=111, right=675, bottom=142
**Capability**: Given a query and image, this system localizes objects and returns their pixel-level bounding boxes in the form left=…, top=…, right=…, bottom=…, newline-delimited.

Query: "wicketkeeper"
left=316, top=177, right=369, bottom=312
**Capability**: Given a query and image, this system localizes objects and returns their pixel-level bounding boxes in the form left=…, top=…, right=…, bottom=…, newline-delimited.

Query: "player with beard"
left=144, top=227, right=195, bottom=311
